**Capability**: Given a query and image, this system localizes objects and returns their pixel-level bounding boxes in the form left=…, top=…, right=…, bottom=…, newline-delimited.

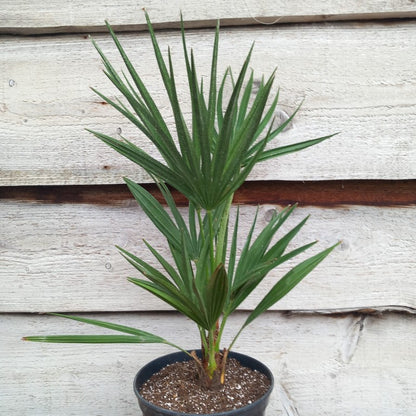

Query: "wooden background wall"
left=1, top=1, right=416, bottom=415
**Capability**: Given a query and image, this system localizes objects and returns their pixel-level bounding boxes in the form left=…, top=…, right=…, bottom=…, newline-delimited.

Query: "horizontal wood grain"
left=1, top=21, right=416, bottom=186
left=1, top=201, right=414, bottom=312
left=3, top=311, right=415, bottom=415
left=1, top=0, right=416, bottom=34
left=1, top=180, right=415, bottom=207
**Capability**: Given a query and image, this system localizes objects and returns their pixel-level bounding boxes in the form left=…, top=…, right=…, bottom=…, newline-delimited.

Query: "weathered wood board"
left=2, top=3, right=416, bottom=415
left=2, top=20, right=416, bottom=185
left=1, top=0, right=416, bottom=34
left=3, top=311, right=415, bottom=415
left=1, top=201, right=415, bottom=312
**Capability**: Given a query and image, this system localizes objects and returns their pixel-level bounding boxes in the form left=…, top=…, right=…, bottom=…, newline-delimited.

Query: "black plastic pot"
left=133, top=349, right=274, bottom=416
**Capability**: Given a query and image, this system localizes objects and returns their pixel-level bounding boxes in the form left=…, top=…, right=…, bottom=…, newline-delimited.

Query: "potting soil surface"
left=140, top=357, right=270, bottom=414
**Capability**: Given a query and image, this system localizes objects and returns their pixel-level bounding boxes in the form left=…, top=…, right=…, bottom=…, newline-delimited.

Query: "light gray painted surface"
left=1, top=203, right=415, bottom=312
left=3, top=312, right=415, bottom=416
left=1, top=21, right=416, bottom=185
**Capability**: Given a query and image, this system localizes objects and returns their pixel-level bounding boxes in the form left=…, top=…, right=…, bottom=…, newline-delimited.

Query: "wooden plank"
left=2, top=180, right=416, bottom=207
left=1, top=0, right=416, bottom=34
left=2, top=21, right=416, bottom=186
left=1, top=201, right=415, bottom=312
left=3, top=311, right=416, bottom=415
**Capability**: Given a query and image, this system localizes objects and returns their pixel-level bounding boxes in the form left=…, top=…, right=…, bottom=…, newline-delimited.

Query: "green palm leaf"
left=204, top=264, right=229, bottom=328
left=144, top=15, right=204, bottom=187
left=24, top=314, right=168, bottom=344
left=124, top=178, right=181, bottom=247
left=91, top=13, right=338, bottom=212
left=227, top=241, right=317, bottom=314
left=226, top=205, right=311, bottom=313
left=23, top=335, right=162, bottom=344
left=257, top=133, right=338, bottom=163
left=117, top=245, right=183, bottom=293
left=244, top=242, right=340, bottom=328
left=91, top=34, right=184, bottom=172
left=128, top=277, right=208, bottom=329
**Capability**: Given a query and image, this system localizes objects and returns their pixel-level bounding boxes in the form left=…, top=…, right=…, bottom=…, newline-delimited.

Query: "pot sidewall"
left=133, top=350, right=274, bottom=416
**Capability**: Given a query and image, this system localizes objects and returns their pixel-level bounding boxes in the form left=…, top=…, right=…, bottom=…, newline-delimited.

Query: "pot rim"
left=133, top=349, right=274, bottom=416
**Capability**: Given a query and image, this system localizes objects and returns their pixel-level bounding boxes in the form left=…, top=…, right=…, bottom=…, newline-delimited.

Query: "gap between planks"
left=5, top=306, right=416, bottom=320
left=6, top=305, right=416, bottom=316
left=1, top=180, right=415, bottom=207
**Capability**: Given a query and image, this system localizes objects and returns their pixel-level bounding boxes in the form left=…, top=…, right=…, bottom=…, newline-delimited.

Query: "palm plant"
left=24, top=13, right=339, bottom=389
